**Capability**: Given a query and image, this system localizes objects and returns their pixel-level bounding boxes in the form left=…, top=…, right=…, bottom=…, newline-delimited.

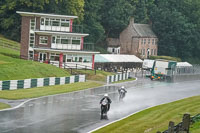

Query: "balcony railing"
left=39, top=24, right=84, bottom=33
left=33, top=42, right=95, bottom=51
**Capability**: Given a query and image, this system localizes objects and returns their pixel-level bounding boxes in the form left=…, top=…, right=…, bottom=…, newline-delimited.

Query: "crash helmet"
left=104, top=93, right=108, bottom=97
left=121, top=86, right=125, bottom=89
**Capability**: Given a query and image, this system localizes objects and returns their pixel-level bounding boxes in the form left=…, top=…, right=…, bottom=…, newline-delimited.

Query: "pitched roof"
left=132, top=23, right=157, bottom=38
left=106, top=38, right=120, bottom=47
left=177, top=62, right=192, bottom=67
left=95, top=54, right=143, bottom=63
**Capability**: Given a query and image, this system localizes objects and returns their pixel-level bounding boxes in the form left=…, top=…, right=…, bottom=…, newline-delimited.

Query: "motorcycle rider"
left=118, top=86, right=127, bottom=98
left=100, top=93, right=112, bottom=111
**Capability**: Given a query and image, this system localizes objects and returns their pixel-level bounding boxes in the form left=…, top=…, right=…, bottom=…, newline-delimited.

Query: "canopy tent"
left=95, top=54, right=143, bottom=63
left=177, top=62, right=192, bottom=67
left=94, top=54, right=143, bottom=71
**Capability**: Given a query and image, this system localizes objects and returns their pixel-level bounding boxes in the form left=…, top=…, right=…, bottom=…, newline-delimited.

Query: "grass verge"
left=0, top=46, right=70, bottom=80
left=191, top=121, right=200, bottom=133
left=67, top=69, right=114, bottom=82
left=93, top=95, right=200, bottom=133
left=0, top=81, right=103, bottom=100
left=0, top=102, right=11, bottom=110
left=0, top=36, right=20, bottom=48
left=112, top=77, right=136, bottom=83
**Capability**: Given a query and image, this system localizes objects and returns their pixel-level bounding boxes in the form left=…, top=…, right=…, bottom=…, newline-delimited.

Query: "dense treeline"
left=0, top=0, right=199, bottom=63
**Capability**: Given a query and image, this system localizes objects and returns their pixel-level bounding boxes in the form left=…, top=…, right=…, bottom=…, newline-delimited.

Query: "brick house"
left=16, top=11, right=99, bottom=69
left=120, top=18, right=158, bottom=58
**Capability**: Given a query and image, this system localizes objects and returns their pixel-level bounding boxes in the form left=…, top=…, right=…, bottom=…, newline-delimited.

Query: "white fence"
left=106, top=72, right=130, bottom=84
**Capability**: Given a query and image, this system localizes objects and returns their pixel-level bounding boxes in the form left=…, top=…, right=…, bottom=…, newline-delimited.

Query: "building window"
left=144, top=39, right=146, bottom=45
left=29, top=51, right=33, bottom=60
left=66, top=54, right=92, bottom=63
left=61, top=19, right=70, bottom=27
left=72, top=40, right=81, bottom=45
left=30, top=18, right=36, bottom=30
left=73, top=56, right=78, bottom=62
left=152, top=39, right=155, bottom=45
left=45, top=18, right=51, bottom=26
left=151, top=49, right=153, bottom=55
left=56, top=36, right=61, bottom=44
left=148, top=39, right=151, bottom=44
left=83, top=56, right=92, bottom=63
left=52, top=19, right=60, bottom=26
left=42, top=18, right=70, bottom=27
left=141, top=39, right=143, bottom=45
left=67, top=55, right=72, bottom=62
left=40, top=36, right=48, bottom=44
left=52, top=36, right=56, bottom=43
left=61, top=22, right=69, bottom=27
left=72, top=37, right=81, bottom=45
left=45, top=18, right=50, bottom=26
left=29, top=33, right=35, bottom=47
left=50, top=53, right=60, bottom=61
left=79, top=57, right=83, bottom=62
left=61, top=38, right=70, bottom=44
left=52, top=21, right=59, bottom=26
left=52, top=36, right=81, bottom=45
left=41, top=18, right=44, bottom=25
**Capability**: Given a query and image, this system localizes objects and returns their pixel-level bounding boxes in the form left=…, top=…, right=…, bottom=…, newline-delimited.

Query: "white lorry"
left=151, top=59, right=177, bottom=80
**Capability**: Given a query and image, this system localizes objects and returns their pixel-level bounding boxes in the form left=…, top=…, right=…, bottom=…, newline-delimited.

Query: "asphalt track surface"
left=0, top=78, right=200, bottom=133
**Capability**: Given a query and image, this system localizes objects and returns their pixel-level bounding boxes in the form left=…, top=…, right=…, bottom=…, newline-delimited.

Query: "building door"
left=39, top=53, right=47, bottom=62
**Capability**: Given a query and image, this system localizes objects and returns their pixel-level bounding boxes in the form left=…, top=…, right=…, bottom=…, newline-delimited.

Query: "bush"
left=150, top=56, right=182, bottom=62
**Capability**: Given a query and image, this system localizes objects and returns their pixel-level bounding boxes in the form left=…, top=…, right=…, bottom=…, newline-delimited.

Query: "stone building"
left=120, top=18, right=158, bottom=58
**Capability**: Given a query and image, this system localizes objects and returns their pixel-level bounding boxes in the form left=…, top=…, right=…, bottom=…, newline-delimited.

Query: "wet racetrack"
left=0, top=77, right=200, bottom=133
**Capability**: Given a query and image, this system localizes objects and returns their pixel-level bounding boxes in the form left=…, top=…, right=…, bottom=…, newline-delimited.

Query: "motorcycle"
left=100, top=100, right=108, bottom=120
left=119, top=89, right=126, bottom=101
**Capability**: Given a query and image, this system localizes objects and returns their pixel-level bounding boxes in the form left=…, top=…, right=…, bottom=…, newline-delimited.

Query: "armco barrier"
left=107, top=72, right=130, bottom=84
left=0, top=75, right=85, bottom=91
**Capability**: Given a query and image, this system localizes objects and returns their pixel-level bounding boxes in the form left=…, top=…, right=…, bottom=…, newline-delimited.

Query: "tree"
left=82, top=0, right=105, bottom=43
left=44, top=0, right=84, bottom=23
left=0, top=0, right=85, bottom=41
left=100, top=0, right=136, bottom=38
left=134, top=0, right=148, bottom=23
left=150, top=0, right=197, bottom=60
left=0, top=0, right=50, bottom=41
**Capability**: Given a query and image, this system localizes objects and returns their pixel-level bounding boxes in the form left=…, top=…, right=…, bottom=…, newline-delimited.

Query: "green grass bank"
left=0, top=35, right=20, bottom=48
left=0, top=102, right=11, bottom=110
left=68, top=69, right=114, bottom=82
left=0, top=46, right=70, bottom=80
left=0, top=81, right=103, bottom=100
left=94, top=96, right=200, bottom=133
